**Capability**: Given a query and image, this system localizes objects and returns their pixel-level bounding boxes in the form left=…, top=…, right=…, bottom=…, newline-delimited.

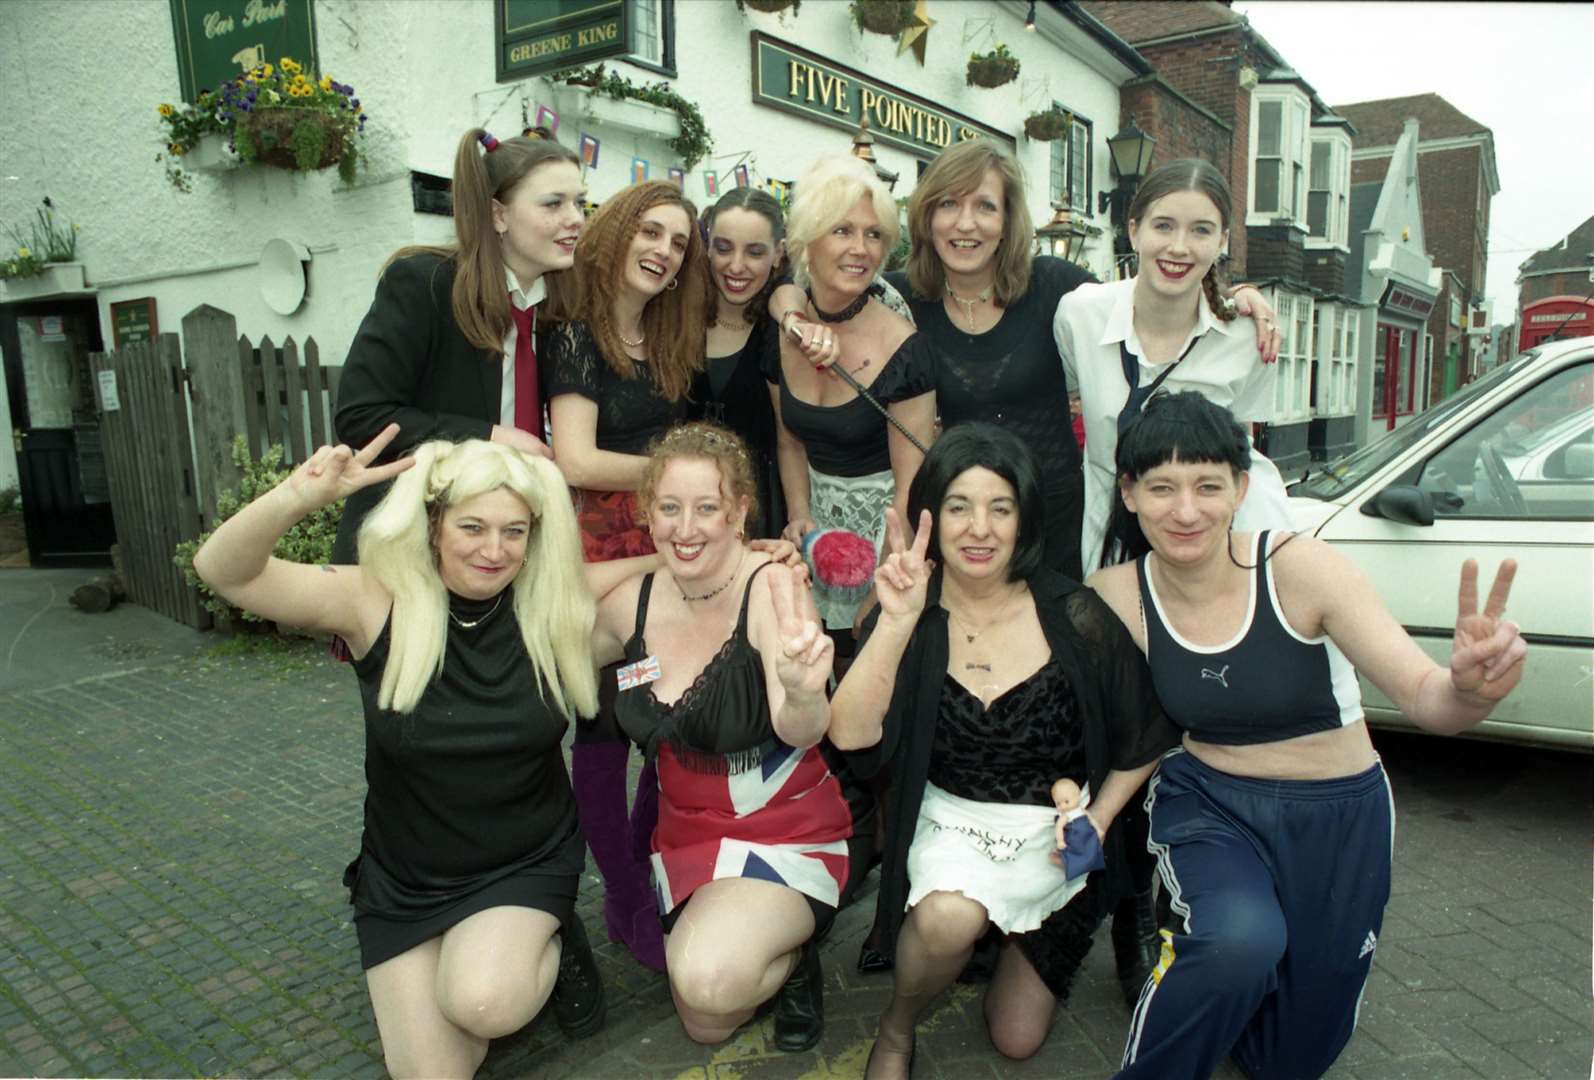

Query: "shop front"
left=1369, top=280, right=1436, bottom=432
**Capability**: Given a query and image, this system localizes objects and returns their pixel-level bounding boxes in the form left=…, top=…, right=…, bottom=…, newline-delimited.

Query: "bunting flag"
left=733, top=164, right=750, bottom=188
left=578, top=132, right=600, bottom=169
left=668, top=166, right=685, bottom=188
left=631, top=157, right=650, bottom=183
left=534, top=104, right=559, bottom=136
left=704, top=171, right=719, bottom=197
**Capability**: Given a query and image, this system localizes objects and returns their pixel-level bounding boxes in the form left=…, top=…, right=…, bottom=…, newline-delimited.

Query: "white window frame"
left=1306, top=129, right=1351, bottom=250
left=1048, top=107, right=1093, bottom=214
left=1248, top=85, right=1311, bottom=229
left=1271, top=288, right=1314, bottom=423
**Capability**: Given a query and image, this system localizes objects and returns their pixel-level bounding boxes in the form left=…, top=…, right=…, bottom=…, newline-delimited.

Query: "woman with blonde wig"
left=193, top=428, right=657, bottom=1079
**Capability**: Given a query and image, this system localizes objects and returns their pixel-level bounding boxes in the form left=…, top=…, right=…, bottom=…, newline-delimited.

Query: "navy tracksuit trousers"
left=1115, top=749, right=1394, bottom=1080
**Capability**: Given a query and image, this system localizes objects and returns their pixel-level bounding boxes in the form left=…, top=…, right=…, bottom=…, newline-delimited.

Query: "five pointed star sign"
left=897, top=0, right=936, bottom=64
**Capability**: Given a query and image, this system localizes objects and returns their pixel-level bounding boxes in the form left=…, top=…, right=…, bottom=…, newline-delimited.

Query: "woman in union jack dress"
left=588, top=422, right=857, bottom=1053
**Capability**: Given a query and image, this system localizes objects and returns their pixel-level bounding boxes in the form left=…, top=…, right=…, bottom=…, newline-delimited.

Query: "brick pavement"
left=1, top=572, right=1589, bottom=1078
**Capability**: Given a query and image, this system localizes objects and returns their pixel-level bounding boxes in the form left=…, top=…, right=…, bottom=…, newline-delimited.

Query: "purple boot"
left=571, top=739, right=666, bottom=971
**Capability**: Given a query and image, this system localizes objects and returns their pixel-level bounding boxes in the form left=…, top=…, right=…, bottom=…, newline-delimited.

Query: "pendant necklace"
left=680, top=548, right=746, bottom=602
left=946, top=282, right=993, bottom=332
left=449, top=594, right=504, bottom=629
left=946, top=586, right=1023, bottom=644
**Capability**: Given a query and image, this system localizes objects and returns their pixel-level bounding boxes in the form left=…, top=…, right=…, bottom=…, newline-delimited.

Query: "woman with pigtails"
left=332, top=126, right=586, bottom=564
left=192, top=430, right=672, bottom=1078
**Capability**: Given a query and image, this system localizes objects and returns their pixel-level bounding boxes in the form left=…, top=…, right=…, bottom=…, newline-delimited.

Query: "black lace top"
left=927, top=658, right=1085, bottom=806
left=888, top=258, right=1096, bottom=575
left=610, top=563, right=778, bottom=773
left=545, top=320, right=692, bottom=454
left=763, top=332, right=936, bottom=477
left=692, top=317, right=784, bottom=537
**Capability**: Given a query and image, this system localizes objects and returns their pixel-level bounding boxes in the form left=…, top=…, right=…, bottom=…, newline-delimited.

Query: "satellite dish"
left=259, top=237, right=310, bottom=315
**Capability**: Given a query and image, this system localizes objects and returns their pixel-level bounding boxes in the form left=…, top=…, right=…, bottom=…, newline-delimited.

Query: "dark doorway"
left=2, top=299, right=116, bottom=566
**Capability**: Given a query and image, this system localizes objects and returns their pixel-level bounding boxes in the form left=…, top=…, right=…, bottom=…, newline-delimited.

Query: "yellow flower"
left=260, top=63, right=273, bottom=78
left=17, top=247, right=29, bottom=258
left=158, top=103, right=174, bottom=117
left=319, top=75, right=332, bottom=92
left=72, top=223, right=80, bottom=232
left=281, top=57, right=299, bottom=72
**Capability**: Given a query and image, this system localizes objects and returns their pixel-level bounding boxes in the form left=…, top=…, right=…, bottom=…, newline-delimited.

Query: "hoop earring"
left=666, top=277, right=679, bottom=291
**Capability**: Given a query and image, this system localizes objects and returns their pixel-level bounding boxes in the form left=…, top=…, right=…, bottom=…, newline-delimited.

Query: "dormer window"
left=1249, top=85, right=1310, bottom=227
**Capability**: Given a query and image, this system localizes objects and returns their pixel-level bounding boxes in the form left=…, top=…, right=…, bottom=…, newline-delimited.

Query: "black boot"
left=773, top=939, right=824, bottom=1052
left=1111, top=887, right=1161, bottom=1009
left=551, top=913, right=606, bottom=1039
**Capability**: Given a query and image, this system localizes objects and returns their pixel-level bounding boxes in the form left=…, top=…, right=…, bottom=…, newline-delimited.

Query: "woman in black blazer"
left=332, top=127, right=585, bottom=563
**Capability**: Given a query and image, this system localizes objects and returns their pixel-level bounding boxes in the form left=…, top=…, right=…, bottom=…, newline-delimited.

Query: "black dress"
left=344, top=593, right=585, bottom=968
left=887, top=257, right=1096, bottom=579
left=692, top=316, right=785, bottom=539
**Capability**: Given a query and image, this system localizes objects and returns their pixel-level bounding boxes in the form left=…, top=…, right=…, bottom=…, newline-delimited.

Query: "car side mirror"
left=1361, top=483, right=1435, bottom=526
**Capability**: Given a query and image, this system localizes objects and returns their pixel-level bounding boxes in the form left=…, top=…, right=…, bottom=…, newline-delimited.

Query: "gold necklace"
left=945, top=585, right=1025, bottom=644
left=448, top=593, right=504, bottom=629
left=945, top=282, right=993, bottom=332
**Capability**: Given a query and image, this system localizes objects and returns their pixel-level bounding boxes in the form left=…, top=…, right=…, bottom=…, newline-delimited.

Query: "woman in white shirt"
left=1054, top=158, right=1293, bottom=576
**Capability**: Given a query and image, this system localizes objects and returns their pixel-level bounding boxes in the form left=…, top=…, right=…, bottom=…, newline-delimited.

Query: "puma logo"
left=1200, top=665, right=1230, bottom=688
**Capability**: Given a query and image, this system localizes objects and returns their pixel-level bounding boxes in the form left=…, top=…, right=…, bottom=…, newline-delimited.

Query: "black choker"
left=807, top=287, right=871, bottom=323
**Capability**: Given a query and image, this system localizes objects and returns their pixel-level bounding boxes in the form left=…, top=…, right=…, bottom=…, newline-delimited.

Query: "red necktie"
left=509, top=300, right=540, bottom=436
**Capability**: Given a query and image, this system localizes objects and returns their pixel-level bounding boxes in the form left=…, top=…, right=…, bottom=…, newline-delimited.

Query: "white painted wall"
left=0, top=0, right=1133, bottom=379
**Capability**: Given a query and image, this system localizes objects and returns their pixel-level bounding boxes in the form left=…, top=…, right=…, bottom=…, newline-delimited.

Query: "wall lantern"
left=850, top=116, right=898, bottom=191
left=1035, top=204, right=1093, bottom=265
left=1098, top=120, right=1157, bottom=267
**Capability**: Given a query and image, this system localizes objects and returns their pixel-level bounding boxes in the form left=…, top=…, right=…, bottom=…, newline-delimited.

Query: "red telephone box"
left=1518, top=295, right=1594, bottom=351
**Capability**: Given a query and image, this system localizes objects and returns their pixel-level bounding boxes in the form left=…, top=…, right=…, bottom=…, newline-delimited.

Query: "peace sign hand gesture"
left=767, top=562, right=834, bottom=699
left=285, top=423, right=415, bottom=512
left=874, top=508, right=933, bottom=625
left=1450, top=558, right=1526, bottom=703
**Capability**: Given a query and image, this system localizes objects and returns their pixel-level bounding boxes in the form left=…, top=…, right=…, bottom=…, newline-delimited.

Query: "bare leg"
left=435, top=905, right=563, bottom=1038
left=867, top=890, right=989, bottom=1080
left=366, top=938, right=488, bottom=1080
left=983, top=939, right=1059, bottom=1060
left=665, top=878, right=817, bottom=1044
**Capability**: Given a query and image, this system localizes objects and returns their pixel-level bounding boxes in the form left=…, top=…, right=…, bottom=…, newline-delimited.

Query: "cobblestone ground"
left=1, top=579, right=1590, bottom=1079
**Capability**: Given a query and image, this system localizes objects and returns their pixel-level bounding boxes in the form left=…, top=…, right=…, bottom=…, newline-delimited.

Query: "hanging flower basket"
left=736, top=0, right=800, bottom=12
left=850, top=0, right=916, bottom=36
left=236, top=108, right=347, bottom=171
left=967, top=45, right=1021, bottom=88
left=1024, top=109, right=1072, bottom=141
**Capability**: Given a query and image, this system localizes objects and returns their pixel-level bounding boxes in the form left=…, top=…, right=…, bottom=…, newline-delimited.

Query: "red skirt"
left=573, top=488, right=656, bottom=563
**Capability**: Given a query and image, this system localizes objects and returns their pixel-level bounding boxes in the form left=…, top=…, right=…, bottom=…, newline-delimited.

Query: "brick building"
left=1516, top=213, right=1594, bottom=350
left=1334, top=94, right=1500, bottom=407
left=1079, top=0, right=1365, bottom=473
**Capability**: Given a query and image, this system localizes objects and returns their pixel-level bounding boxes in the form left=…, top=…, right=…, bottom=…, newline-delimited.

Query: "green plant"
left=850, top=0, right=916, bottom=35
left=157, top=56, right=367, bottom=192
left=2, top=198, right=79, bottom=281
left=559, top=64, right=714, bottom=170
left=967, top=43, right=1021, bottom=88
left=173, top=437, right=342, bottom=621
left=1024, top=108, right=1073, bottom=141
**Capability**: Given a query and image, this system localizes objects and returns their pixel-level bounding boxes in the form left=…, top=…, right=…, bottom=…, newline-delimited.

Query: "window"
left=1272, top=289, right=1313, bottom=423
left=626, top=0, right=675, bottom=75
left=1048, top=107, right=1093, bottom=213
left=1249, top=86, right=1310, bottom=225
left=1306, top=131, right=1351, bottom=247
left=1417, top=363, right=1594, bottom=520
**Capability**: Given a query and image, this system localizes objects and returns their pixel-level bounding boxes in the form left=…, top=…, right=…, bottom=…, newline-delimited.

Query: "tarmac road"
left=2, top=568, right=1589, bottom=1078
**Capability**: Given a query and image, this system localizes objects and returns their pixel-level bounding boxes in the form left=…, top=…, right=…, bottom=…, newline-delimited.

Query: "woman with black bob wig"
left=829, top=423, right=1181, bottom=1078
left=1089, top=391, right=1527, bottom=1079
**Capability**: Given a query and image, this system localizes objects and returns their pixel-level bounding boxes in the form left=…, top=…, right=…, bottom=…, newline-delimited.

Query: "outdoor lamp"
left=1035, top=205, right=1092, bottom=265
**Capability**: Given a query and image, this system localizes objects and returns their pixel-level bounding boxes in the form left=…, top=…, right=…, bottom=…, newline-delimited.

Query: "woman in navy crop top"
left=1088, top=391, right=1528, bottom=1080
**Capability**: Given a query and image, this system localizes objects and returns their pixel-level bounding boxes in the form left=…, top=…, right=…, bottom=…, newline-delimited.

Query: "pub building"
left=0, top=0, right=1147, bottom=568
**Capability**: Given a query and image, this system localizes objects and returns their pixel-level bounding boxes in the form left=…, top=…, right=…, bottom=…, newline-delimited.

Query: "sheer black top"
left=545, top=319, right=692, bottom=454
left=928, top=658, right=1085, bottom=806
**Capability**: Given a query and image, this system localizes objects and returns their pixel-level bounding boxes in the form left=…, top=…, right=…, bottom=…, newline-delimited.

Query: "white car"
left=1288, top=337, right=1594, bottom=751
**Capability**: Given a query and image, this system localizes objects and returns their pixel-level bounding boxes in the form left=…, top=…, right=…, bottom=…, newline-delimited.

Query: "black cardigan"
left=331, top=253, right=510, bottom=564
left=847, top=567, right=1179, bottom=959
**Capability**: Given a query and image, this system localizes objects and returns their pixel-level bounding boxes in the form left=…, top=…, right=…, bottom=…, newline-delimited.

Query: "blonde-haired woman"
left=765, top=154, right=935, bottom=644
left=193, top=427, right=653, bottom=1080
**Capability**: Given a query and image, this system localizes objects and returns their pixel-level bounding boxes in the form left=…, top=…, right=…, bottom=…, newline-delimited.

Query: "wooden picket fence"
left=89, top=304, right=340, bottom=629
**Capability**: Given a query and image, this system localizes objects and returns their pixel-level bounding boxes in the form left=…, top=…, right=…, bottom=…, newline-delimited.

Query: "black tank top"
left=614, top=561, right=780, bottom=772
left=1136, top=532, right=1363, bottom=746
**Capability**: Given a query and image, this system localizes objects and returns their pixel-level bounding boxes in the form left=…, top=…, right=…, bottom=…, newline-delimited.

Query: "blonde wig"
left=905, top=139, right=1036, bottom=306
left=357, top=439, right=599, bottom=719
left=571, top=180, right=710, bottom=402
left=785, top=154, right=901, bottom=289
left=638, top=422, right=760, bottom=530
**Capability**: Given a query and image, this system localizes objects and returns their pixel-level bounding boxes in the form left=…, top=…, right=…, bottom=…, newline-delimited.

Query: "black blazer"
left=332, top=252, right=506, bottom=564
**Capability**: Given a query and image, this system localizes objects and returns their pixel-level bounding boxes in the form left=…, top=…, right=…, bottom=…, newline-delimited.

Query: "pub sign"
left=169, top=0, right=319, bottom=102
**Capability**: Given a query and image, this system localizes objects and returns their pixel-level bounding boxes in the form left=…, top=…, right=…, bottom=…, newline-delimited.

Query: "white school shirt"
left=500, top=267, right=547, bottom=427
left=1054, top=278, right=1292, bottom=574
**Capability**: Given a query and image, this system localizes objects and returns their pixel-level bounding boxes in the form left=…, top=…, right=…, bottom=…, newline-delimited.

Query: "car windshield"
left=1291, top=349, right=1541, bottom=500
